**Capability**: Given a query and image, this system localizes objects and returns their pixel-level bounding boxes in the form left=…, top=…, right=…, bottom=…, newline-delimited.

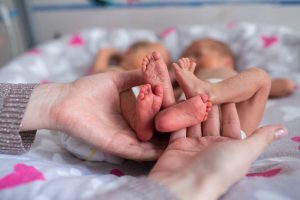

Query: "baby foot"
left=201, top=94, right=212, bottom=122
left=155, top=94, right=212, bottom=132
left=173, top=57, right=211, bottom=99
left=136, top=84, right=163, bottom=141
left=270, top=78, right=296, bottom=98
left=142, top=51, right=175, bottom=108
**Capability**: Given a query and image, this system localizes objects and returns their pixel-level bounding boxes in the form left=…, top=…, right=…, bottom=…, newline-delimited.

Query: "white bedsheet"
left=1, top=23, right=300, bottom=199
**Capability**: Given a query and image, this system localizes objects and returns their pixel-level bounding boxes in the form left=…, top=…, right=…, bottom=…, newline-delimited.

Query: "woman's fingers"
left=187, top=124, right=202, bottom=138
left=221, top=125, right=288, bottom=173
left=202, top=105, right=220, bottom=136
left=194, top=125, right=288, bottom=197
left=220, top=103, right=242, bottom=139
left=221, top=125, right=288, bottom=178
left=243, top=125, right=288, bottom=154
left=170, top=129, right=187, bottom=142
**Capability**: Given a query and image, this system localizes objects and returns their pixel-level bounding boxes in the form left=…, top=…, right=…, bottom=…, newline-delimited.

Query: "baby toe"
left=200, top=94, right=209, bottom=103
left=178, top=59, right=184, bottom=68
left=154, top=85, right=164, bottom=97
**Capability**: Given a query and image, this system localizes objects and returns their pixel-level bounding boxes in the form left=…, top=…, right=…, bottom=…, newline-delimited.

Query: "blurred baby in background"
left=92, top=41, right=171, bottom=73
left=181, top=38, right=296, bottom=98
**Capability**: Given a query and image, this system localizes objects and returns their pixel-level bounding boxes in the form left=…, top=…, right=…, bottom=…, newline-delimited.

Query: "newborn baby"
left=169, top=38, right=273, bottom=138
left=92, top=41, right=171, bottom=73
left=181, top=38, right=296, bottom=98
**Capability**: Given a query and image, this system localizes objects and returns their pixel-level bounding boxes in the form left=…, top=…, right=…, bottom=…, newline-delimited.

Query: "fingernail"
left=274, top=128, right=288, bottom=139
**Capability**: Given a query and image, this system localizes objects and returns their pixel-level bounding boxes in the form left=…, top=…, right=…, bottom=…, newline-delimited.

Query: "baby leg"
left=174, top=61, right=270, bottom=135
left=135, top=84, right=163, bottom=141
left=212, top=68, right=270, bottom=135
left=234, top=69, right=271, bottom=135
left=221, top=103, right=242, bottom=139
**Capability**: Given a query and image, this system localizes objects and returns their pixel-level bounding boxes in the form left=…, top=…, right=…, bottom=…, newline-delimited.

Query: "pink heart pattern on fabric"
left=69, top=34, right=84, bottom=46
left=127, top=0, right=139, bottom=4
left=40, top=79, right=51, bottom=84
left=261, top=35, right=278, bottom=48
left=159, top=27, right=176, bottom=39
left=292, top=136, right=300, bottom=143
left=246, top=168, right=282, bottom=178
left=291, top=136, right=300, bottom=150
left=227, top=22, right=237, bottom=29
left=0, top=164, right=45, bottom=190
left=110, top=168, right=124, bottom=177
left=85, top=66, right=94, bottom=75
left=27, top=48, right=41, bottom=55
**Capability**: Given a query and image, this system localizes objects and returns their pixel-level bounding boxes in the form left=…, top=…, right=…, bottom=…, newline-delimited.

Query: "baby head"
left=182, top=38, right=235, bottom=70
left=120, top=41, right=170, bottom=70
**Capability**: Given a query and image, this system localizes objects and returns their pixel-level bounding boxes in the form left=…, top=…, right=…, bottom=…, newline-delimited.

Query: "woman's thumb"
left=249, top=125, right=288, bottom=143
left=243, top=125, right=288, bottom=159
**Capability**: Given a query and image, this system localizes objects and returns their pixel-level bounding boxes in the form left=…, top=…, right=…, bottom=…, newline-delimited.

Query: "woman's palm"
left=52, top=72, right=162, bottom=160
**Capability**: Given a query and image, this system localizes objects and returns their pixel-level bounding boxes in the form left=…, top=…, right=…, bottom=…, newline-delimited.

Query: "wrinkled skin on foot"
left=142, top=51, right=176, bottom=108
left=136, top=84, right=163, bottom=141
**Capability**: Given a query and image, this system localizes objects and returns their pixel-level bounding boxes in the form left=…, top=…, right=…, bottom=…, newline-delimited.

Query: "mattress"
left=1, top=23, right=300, bottom=199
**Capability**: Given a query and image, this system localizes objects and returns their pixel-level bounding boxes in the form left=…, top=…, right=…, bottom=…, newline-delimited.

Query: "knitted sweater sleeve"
left=0, top=83, right=37, bottom=154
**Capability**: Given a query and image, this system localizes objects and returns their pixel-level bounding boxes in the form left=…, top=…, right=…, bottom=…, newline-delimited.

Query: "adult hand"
left=21, top=70, right=163, bottom=160
left=149, top=104, right=288, bottom=200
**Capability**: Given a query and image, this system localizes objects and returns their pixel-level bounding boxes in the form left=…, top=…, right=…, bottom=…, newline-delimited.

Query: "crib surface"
left=1, top=23, right=300, bottom=199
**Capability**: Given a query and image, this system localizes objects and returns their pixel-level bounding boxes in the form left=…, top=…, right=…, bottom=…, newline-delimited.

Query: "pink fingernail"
left=274, top=128, right=288, bottom=139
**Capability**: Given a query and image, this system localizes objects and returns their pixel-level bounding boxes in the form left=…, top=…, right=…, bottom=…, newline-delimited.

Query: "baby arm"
left=269, top=78, right=296, bottom=98
left=92, top=48, right=120, bottom=73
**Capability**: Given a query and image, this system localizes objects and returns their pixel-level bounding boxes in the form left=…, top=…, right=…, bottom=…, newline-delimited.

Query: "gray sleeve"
left=89, top=176, right=179, bottom=200
left=0, top=83, right=38, bottom=154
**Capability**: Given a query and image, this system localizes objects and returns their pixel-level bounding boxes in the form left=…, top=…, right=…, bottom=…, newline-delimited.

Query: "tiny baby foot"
left=270, top=78, right=296, bottom=98
left=200, top=94, right=212, bottom=122
left=136, top=84, right=163, bottom=141
left=155, top=94, right=211, bottom=132
left=173, top=57, right=211, bottom=99
left=142, top=51, right=175, bottom=108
